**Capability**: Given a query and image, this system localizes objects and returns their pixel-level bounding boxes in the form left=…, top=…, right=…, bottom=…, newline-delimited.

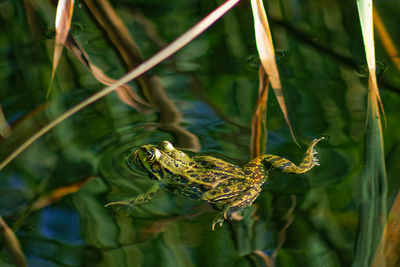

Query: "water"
left=1, top=0, right=400, bottom=266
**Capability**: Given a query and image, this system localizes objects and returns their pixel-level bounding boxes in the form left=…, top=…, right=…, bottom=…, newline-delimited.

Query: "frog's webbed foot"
left=211, top=211, right=228, bottom=231
left=311, top=148, right=320, bottom=166
left=304, top=137, right=325, bottom=167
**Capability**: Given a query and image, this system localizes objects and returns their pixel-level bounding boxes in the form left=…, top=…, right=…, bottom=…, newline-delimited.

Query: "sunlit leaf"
left=357, top=0, right=384, bottom=116
left=250, top=0, right=297, bottom=144
left=48, top=0, right=75, bottom=97
left=0, top=104, right=11, bottom=138
left=0, top=0, right=241, bottom=171
left=372, top=190, right=400, bottom=267
left=65, top=37, right=153, bottom=113
left=0, top=216, right=27, bottom=267
left=354, top=1, right=387, bottom=265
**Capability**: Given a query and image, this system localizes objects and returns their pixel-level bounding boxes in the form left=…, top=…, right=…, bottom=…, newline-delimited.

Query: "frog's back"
left=192, top=155, right=246, bottom=181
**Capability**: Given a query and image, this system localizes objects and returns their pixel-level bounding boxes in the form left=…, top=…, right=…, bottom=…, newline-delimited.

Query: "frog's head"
left=127, top=141, right=192, bottom=181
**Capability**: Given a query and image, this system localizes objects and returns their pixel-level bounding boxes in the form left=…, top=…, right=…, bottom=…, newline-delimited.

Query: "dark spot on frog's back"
left=190, top=174, right=198, bottom=178
left=244, top=170, right=252, bottom=175
left=202, top=177, right=213, bottom=183
left=223, top=187, right=230, bottom=193
left=245, top=163, right=257, bottom=168
left=175, top=175, right=189, bottom=184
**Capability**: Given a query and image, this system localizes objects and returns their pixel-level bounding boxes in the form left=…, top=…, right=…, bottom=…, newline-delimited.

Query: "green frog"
left=106, top=138, right=324, bottom=230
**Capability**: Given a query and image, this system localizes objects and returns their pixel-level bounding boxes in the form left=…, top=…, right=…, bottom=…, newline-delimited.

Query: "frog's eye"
left=146, top=150, right=154, bottom=160
left=146, top=148, right=161, bottom=161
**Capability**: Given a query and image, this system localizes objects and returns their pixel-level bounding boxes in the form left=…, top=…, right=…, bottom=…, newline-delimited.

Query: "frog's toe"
left=105, top=200, right=130, bottom=207
left=105, top=197, right=137, bottom=207
left=211, top=212, right=227, bottom=230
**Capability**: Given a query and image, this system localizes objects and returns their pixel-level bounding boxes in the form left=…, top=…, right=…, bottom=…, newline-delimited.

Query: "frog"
left=106, top=138, right=324, bottom=230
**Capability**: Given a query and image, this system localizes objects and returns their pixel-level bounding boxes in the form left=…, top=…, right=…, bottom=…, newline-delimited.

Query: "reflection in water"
left=1, top=0, right=400, bottom=266
left=84, top=0, right=201, bottom=152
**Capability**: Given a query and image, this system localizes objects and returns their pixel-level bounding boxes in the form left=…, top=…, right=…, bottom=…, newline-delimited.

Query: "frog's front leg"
left=105, top=183, right=160, bottom=207
left=248, top=137, right=324, bottom=175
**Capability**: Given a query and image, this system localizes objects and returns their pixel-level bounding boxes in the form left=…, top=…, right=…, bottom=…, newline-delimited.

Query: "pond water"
left=1, top=0, right=400, bottom=266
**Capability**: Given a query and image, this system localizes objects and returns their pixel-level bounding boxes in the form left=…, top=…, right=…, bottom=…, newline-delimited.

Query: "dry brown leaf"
left=371, top=190, right=400, bottom=267
left=250, top=0, right=297, bottom=144
left=373, top=7, right=400, bottom=73
left=32, top=176, right=93, bottom=211
left=65, top=37, right=153, bottom=113
left=250, top=66, right=268, bottom=158
left=49, top=0, right=75, bottom=96
left=0, top=216, right=27, bottom=267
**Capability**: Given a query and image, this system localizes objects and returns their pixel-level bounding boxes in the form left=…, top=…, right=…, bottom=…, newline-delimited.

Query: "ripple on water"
left=98, top=141, right=145, bottom=194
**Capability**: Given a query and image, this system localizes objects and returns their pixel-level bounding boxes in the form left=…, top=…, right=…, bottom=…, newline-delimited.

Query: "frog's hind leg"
left=209, top=185, right=261, bottom=230
left=253, top=137, right=324, bottom=174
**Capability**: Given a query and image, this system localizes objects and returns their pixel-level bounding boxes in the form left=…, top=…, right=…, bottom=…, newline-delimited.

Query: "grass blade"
left=0, top=0, right=241, bottom=171
left=354, top=1, right=388, bottom=265
left=250, top=0, right=297, bottom=144
left=48, top=0, right=75, bottom=97
left=0, top=216, right=27, bottom=267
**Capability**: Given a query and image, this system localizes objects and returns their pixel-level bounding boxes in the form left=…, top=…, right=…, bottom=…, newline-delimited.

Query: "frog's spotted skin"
left=107, top=137, right=324, bottom=230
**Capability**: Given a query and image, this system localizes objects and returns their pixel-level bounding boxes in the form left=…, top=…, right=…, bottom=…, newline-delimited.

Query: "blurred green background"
left=1, top=0, right=400, bottom=266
